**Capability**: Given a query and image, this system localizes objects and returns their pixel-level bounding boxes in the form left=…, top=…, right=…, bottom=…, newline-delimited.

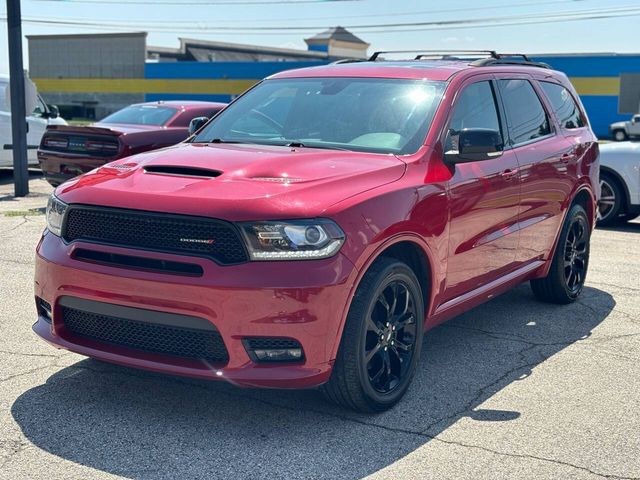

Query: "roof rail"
left=369, top=50, right=499, bottom=61
left=367, top=49, right=551, bottom=69
left=471, top=58, right=551, bottom=69
left=331, top=58, right=367, bottom=65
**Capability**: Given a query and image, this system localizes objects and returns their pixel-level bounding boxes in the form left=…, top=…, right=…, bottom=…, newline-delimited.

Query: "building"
left=26, top=32, right=640, bottom=137
left=533, top=53, right=640, bottom=138
left=27, top=28, right=368, bottom=119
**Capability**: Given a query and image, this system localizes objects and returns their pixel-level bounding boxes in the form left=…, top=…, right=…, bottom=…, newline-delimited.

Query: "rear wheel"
left=322, top=258, right=424, bottom=413
left=531, top=204, right=590, bottom=304
left=597, top=173, right=624, bottom=226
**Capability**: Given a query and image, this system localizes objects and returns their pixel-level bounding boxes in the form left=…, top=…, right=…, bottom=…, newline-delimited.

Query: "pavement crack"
left=0, top=349, right=63, bottom=359
left=428, top=436, right=639, bottom=480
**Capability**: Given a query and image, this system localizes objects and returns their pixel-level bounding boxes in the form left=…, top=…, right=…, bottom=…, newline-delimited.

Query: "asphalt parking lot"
left=0, top=170, right=639, bottom=480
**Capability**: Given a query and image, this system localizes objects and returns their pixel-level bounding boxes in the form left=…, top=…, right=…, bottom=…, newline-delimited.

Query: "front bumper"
left=34, top=231, right=357, bottom=388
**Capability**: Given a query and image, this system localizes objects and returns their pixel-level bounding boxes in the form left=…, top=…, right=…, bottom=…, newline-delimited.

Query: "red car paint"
left=34, top=60, right=598, bottom=388
left=37, top=101, right=227, bottom=186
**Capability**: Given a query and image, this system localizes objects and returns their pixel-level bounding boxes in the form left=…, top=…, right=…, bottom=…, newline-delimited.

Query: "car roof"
left=269, top=59, right=561, bottom=82
left=128, top=100, right=227, bottom=110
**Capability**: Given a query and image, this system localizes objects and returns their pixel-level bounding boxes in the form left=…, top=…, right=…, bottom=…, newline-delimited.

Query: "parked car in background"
left=0, top=74, right=67, bottom=167
left=610, top=114, right=640, bottom=141
left=597, top=141, right=640, bottom=225
left=38, top=100, right=226, bottom=186
left=35, top=52, right=598, bottom=413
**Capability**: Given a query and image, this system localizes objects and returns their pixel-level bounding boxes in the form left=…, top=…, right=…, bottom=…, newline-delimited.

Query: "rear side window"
left=445, top=81, right=502, bottom=152
left=540, top=82, right=585, bottom=129
left=498, top=79, right=551, bottom=145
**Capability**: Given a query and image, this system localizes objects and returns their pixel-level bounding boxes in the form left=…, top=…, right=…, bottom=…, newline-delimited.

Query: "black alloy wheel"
left=364, top=280, right=418, bottom=394
left=563, top=216, right=589, bottom=295
left=531, top=204, right=590, bottom=304
left=322, top=257, right=424, bottom=412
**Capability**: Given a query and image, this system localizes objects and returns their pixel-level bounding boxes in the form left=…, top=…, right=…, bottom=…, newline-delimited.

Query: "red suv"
left=34, top=52, right=599, bottom=412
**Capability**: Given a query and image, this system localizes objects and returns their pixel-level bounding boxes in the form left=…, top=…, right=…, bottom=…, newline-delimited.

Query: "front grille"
left=63, top=206, right=248, bottom=265
left=73, top=248, right=204, bottom=276
left=62, top=305, right=229, bottom=362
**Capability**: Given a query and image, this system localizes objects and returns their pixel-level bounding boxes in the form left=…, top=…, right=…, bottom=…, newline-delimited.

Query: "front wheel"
left=613, top=130, right=628, bottom=141
left=531, top=204, right=590, bottom=304
left=322, top=258, right=424, bottom=413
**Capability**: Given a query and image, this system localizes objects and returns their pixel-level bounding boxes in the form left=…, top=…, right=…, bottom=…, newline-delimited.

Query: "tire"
left=322, top=257, right=424, bottom=413
left=613, top=129, right=628, bottom=141
left=597, top=173, right=624, bottom=226
left=531, top=204, right=590, bottom=304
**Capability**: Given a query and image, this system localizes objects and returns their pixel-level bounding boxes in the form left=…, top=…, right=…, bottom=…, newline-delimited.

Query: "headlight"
left=46, top=194, right=68, bottom=236
left=240, top=219, right=345, bottom=261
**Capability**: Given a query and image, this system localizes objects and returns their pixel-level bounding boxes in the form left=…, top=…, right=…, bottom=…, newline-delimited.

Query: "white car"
left=598, top=141, right=640, bottom=225
left=0, top=73, right=67, bottom=167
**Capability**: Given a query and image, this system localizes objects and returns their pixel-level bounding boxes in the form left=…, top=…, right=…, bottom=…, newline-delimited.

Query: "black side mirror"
left=446, top=128, right=503, bottom=163
left=188, top=116, right=209, bottom=136
left=46, top=105, right=59, bottom=119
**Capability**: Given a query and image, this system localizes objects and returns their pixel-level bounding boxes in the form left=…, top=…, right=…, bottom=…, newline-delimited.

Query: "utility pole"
left=6, top=0, right=29, bottom=197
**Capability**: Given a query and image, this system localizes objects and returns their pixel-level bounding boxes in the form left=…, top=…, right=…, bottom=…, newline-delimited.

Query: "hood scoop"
left=143, top=165, right=222, bottom=179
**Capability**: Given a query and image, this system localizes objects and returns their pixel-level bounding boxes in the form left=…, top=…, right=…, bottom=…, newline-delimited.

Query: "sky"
left=1, top=0, right=640, bottom=74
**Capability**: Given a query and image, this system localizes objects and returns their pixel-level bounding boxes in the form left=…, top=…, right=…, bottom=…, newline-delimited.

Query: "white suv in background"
left=598, top=141, right=640, bottom=225
left=0, top=73, right=67, bottom=168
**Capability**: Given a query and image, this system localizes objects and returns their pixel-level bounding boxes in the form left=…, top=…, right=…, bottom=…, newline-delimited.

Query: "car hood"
left=56, top=142, right=407, bottom=220
left=610, top=121, right=627, bottom=129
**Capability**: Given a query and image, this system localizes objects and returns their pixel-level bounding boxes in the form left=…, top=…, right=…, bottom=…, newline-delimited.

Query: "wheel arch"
left=329, top=234, right=437, bottom=361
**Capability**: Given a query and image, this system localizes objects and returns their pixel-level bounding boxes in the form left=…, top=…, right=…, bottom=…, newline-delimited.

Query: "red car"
left=34, top=52, right=599, bottom=412
left=38, top=101, right=226, bottom=186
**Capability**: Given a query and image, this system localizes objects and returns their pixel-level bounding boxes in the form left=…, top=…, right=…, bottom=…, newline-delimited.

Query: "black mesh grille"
left=244, top=337, right=301, bottom=350
left=63, top=206, right=248, bottom=265
left=62, top=306, right=229, bottom=362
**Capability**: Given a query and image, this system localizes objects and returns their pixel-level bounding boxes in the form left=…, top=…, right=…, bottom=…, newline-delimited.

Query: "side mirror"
left=46, top=104, right=59, bottom=119
left=188, top=116, right=209, bottom=136
left=446, top=128, right=503, bottom=163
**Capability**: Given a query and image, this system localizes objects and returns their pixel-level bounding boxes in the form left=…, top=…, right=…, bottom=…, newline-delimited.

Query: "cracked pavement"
left=0, top=171, right=639, bottom=479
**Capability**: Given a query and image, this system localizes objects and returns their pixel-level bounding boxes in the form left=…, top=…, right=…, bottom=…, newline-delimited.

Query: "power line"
left=18, top=0, right=593, bottom=26
left=32, top=0, right=360, bottom=4
left=6, top=4, right=640, bottom=34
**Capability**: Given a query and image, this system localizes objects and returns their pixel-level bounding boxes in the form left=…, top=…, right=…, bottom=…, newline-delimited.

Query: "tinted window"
left=540, top=82, right=585, bottom=129
left=193, top=78, right=446, bottom=155
left=101, top=105, right=178, bottom=126
left=498, top=79, right=551, bottom=145
left=445, top=81, right=501, bottom=152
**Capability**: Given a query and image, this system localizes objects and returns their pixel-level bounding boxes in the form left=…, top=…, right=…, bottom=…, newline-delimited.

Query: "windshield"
left=101, top=105, right=178, bottom=126
left=193, top=78, right=446, bottom=155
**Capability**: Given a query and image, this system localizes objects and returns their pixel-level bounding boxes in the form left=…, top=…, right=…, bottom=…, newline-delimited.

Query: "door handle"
left=501, top=168, right=518, bottom=180
left=561, top=153, right=576, bottom=163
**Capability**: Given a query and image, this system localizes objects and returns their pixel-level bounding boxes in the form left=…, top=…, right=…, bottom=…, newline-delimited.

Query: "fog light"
left=243, top=337, right=304, bottom=363
left=37, top=297, right=52, bottom=323
left=253, top=348, right=303, bottom=362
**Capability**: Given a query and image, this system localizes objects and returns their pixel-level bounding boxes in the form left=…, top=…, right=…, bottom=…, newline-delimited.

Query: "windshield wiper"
left=285, top=141, right=351, bottom=151
left=210, top=138, right=244, bottom=144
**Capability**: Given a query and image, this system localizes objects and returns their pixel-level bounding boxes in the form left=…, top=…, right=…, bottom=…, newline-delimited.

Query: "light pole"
left=6, top=0, right=29, bottom=197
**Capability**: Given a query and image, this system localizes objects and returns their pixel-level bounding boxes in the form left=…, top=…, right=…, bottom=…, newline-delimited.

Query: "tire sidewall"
left=354, top=262, right=424, bottom=408
left=553, top=205, right=590, bottom=300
